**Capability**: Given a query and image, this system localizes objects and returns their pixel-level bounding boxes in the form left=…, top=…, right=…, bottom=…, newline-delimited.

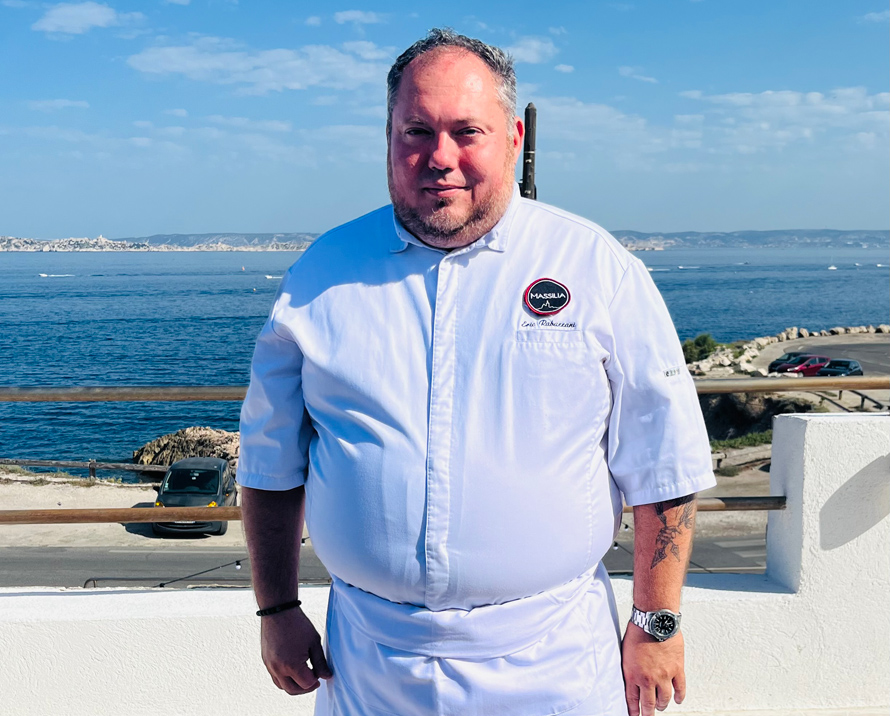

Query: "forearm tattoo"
left=650, top=494, right=696, bottom=569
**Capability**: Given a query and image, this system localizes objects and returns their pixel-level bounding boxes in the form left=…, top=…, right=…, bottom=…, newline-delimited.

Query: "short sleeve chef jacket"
left=238, top=187, right=716, bottom=612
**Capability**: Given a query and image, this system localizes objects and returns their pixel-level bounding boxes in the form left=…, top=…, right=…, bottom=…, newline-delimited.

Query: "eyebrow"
left=403, top=116, right=482, bottom=126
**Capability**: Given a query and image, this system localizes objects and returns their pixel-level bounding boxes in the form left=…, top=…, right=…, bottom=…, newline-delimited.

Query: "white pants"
left=314, top=563, right=627, bottom=716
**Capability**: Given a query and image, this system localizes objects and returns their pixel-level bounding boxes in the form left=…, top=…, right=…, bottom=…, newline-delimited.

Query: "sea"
left=1, top=247, right=887, bottom=479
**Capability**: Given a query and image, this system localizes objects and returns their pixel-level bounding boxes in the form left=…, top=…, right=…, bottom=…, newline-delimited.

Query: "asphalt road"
left=778, top=337, right=890, bottom=375
left=0, top=536, right=766, bottom=589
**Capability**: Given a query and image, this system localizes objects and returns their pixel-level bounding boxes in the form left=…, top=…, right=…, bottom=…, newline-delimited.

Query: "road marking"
left=713, top=539, right=765, bottom=548
left=108, top=549, right=247, bottom=555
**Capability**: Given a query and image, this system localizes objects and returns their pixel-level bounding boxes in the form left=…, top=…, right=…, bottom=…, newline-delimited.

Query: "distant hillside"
left=0, top=232, right=318, bottom=252
left=114, top=232, right=319, bottom=248
left=612, top=229, right=889, bottom=251
left=2, top=229, right=887, bottom=252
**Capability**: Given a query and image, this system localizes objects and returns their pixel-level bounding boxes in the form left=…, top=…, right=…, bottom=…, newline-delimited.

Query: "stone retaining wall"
left=687, top=324, right=890, bottom=377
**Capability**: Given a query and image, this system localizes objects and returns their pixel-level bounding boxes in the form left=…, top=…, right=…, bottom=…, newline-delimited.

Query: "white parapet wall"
left=0, top=413, right=887, bottom=716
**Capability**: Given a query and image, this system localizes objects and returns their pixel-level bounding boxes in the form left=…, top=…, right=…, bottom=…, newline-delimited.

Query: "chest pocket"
left=515, top=328, right=585, bottom=344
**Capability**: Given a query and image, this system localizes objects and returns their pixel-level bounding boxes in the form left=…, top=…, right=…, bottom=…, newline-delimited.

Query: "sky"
left=1, top=1, right=888, bottom=238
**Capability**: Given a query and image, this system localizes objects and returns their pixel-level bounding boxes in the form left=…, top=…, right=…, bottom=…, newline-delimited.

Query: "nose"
left=428, top=132, right=458, bottom=172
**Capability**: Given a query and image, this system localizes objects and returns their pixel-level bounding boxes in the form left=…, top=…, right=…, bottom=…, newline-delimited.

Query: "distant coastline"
left=1, top=228, right=887, bottom=252
left=0, top=233, right=316, bottom=252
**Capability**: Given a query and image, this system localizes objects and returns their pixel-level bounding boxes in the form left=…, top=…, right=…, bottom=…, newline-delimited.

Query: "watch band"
left=631, top=605, right=682, bottom=641
left=630, top=605, right=650, bottom=631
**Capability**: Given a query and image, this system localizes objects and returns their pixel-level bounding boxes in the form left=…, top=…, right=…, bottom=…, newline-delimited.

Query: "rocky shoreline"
left=687, top=323, right=890, bottom=377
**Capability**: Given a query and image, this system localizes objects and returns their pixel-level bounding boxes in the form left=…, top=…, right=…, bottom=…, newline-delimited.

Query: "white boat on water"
left=265, top=275, right=283, bottom=279
left=827, top=265, right=837, bottom=270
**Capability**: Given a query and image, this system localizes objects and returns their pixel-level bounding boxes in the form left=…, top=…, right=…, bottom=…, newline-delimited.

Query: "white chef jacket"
left=238, top=186, right=716, bottom=715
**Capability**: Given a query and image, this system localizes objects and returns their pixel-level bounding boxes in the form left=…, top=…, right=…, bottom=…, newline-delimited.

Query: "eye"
left=404, top=127, right=431, bottom=137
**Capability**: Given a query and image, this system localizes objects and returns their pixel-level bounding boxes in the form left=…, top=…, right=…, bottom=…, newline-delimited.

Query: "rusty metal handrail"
left=0, top=497, right=785, bottom=525
left=0, top=458, right=166, bottom=474
left=695, top=376, right=888, bottom=394
left=0, top=377, right=886, bottom=403
left=0, top=506, right=241, bottom=524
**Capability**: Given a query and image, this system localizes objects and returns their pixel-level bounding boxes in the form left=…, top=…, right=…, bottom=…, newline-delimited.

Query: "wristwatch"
left=631, top=605, right=682, bottom=641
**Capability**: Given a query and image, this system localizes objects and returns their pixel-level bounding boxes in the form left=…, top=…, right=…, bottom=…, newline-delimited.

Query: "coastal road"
left=0, top=537, right=766, bottom=588
left=756, top=333, right=890, bottom=375
left=789, top=339, right=890, bottom=374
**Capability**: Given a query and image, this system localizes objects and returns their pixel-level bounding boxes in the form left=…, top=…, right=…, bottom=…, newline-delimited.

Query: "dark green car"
left=153, top=457, right=237, bottom=536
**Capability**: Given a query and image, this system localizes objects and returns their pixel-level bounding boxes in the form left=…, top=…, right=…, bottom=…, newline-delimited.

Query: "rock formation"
left=699, top=393, right=817, bottom=441
left=133, top=427, right=239, bottom=469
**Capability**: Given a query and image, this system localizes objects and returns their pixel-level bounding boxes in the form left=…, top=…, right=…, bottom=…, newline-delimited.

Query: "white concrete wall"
left=1, top=413, right=887, bottom=716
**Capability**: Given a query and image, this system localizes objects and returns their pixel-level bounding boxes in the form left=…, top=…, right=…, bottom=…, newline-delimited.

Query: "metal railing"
left=0, top=376, right=886, bottom=403
left=0, top=376, right=884, bottom=527
left=0, top=496, right=785, bottom=526
left=0, top=458, right=166, bottom=478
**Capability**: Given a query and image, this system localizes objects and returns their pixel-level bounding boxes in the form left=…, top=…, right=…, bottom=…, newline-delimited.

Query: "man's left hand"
left=621, top=622, right=686, bottom=716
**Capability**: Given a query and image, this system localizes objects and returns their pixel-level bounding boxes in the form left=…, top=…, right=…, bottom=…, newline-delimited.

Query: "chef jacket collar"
left=390, top=183, right=521, bottom=255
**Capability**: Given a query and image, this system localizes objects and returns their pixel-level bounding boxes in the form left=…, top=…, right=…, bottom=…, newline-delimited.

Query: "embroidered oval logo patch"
left=524, top=278, right=571, bottom=316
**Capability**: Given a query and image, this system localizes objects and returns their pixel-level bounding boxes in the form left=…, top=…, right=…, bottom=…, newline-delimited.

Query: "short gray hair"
left=386, top=28, right=517, bottom=134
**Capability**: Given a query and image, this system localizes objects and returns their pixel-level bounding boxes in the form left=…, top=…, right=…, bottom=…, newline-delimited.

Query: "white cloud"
left=164, top=108, right=188, bottom=117
left=532, top=95, right=656, bottom=150
left=463, top=16, right=488, bottom=31
left=554, top=64, right=574, bottom=73
left=132, top=119, right=153, bottom=128
left=342, top=40, right=393, bottom=61
left=521, top=82, right=890, bottom=179
left=548, top=26, right=567, bottom=35
left=505, top=37, right=558, bottom=64
left=859, top=9, right=889, bottom=22
left=618, top=66, right=657, bottom=83
left=32, top=2, right=143, bottom=35
left=678, top=86, right=890, bottom=154
left=334, top=10, right=383, bottom=24
left=127, top=36, right=390, bottom=95
left=301, top=124, right=384, bottom=163
left=305, top=15, right=321, bottom=26
left=27, top=98, right=89, bottom=111
left=207, top=115, right=292, bottom=132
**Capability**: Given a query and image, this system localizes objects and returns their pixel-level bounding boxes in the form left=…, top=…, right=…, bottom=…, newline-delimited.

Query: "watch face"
left=651, top=613, right=677, bottom=638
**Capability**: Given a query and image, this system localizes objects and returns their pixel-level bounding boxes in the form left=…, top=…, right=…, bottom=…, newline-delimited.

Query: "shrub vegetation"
left=710, top=429, right=773, bottom=451
left=682, top=333, right=719, bottom=363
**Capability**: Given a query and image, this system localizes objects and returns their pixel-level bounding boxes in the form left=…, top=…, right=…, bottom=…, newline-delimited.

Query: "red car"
left=774, top=355, right=831, bottom=376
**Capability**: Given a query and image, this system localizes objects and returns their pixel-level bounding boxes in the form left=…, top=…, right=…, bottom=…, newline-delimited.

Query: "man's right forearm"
left=241, top=485, right=305, bottom=608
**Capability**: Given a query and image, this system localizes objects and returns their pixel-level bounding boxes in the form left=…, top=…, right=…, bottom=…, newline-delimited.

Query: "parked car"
left=153, top=457, right=237, bottom=536
left=817, top=359, right=864, bottom=377
left=776, top=355, right=831, bottom=376
left=768, top=352, right=810, bottom=372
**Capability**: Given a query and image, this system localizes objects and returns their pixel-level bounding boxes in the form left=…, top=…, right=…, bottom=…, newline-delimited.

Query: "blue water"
left=1, top=247, right=887, bottom=477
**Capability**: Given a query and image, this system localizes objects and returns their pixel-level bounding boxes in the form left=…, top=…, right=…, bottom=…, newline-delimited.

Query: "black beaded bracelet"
left=256, top=598, right=302, bottom=617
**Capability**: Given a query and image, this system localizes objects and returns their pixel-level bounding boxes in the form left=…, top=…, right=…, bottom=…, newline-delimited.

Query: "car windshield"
left=777, top=353, right=802, bottom=362
left=163, top=468, right=220, bottom=494
left=826, top=361, right=851, bottom=368
left=786, top=356, right=810, bottom=365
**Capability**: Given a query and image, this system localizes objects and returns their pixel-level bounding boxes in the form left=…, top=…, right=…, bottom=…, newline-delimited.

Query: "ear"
left=512, top=116, right=524, bottom=158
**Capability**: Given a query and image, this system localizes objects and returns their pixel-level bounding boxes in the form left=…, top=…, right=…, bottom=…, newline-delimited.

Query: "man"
left=238, top=28, right=715, bottom=716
